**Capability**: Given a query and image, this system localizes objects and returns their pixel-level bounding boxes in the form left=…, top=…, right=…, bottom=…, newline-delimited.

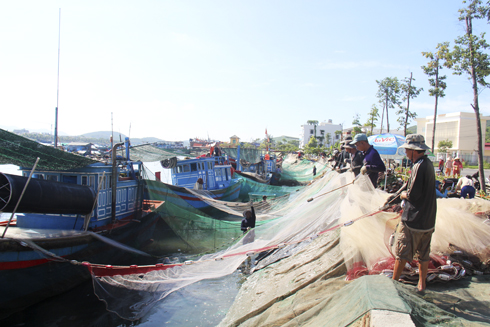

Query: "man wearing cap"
left=343, top=142, right=364, bottom=176
left=334, top=136, right=352, bottom=171
left=350, top=133, right=385, bottom=187
left=389, top=134, right=437, bottom=292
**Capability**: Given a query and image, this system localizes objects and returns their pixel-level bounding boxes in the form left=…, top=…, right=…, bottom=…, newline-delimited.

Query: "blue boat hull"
left=0, top=211, right=159, bottom=319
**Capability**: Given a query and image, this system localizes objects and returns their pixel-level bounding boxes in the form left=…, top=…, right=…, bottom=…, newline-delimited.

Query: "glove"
left=360, top=166, right=368, bottom=175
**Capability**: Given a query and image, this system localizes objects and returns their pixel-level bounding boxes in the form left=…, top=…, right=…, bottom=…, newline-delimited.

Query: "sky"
left=1, top=1, right=489, bottom=142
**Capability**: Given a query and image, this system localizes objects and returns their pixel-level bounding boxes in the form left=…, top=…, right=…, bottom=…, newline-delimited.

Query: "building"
left=300, top=120, right=342, bottom=148
left=230, top=135, right=240, bottom=146
left=417, top=111, right=490, bottom=163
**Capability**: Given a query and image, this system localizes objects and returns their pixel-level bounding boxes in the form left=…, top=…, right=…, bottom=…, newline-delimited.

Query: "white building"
left=417, top=111, right=490, bottom=163
left=300, top=120, right=342, bottom=148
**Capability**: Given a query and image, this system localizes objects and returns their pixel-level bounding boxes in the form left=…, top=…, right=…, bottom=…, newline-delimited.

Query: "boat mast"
left=54, top=8, right=61, bottom=148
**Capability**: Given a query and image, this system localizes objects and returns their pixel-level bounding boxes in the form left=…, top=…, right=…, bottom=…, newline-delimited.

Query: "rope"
left=86, top=207, right=389, bottom=275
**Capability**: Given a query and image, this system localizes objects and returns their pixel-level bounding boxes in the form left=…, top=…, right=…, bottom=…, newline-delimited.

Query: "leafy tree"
left=352, top=126, right=363, bottom=136
left=396, top=73, right=422, bottom=136
left=334, top=130, right=342, bottom=143
left=365, top=104, right=380, bottom=136
left=306, top=120, right=319, bottom=139
left=326, top=133, right=332, bottom=146
left=259, top=135, right=275, bottom=150
left=444, top=0, right=490, bottom=193
left=376, top=77, right=401, bottom=133
left=352, top=114, right=361, bottom=127
left=438, top=139, right=453, bottom=153
left=422, top=42, right=449, bottom=152
left=303, top=136, right=319, bottom=154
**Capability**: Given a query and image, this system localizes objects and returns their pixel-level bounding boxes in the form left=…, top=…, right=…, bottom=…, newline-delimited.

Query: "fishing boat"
left=0, top=133, right=164, bottom=318
left=148, top=155, right=242, bottom=212
left=222, top=146, right=281, bottom=184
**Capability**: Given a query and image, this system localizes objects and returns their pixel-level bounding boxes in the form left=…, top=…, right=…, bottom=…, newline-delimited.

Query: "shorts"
left=394, top=223, right=433, bottom=262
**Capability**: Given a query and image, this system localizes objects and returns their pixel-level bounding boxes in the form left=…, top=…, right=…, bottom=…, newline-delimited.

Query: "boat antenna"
left=54, top=8, right=61, bottom=149
left=129, top=123, right=131, bottom=139
left=111, top=112, right=113, bottom=161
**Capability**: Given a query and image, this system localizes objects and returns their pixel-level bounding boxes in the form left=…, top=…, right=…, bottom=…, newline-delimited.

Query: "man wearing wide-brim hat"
left=388, top=134, right=436, bottom=292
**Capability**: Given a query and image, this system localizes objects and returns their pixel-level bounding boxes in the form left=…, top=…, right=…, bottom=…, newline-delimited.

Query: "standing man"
left=334, top=136, right=352, bottom=171
left=389, top=134, right=437, bottom=292
left=343, top=142, right=364, bottom=176
left=313, top=165, right=317, bottom=176
left=350, top=134, right=385, bottom=188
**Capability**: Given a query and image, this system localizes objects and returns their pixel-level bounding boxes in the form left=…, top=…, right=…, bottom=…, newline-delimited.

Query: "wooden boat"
left=0, top=139, right=164, bottom=319
left=151, top=155, right=242, bottom=211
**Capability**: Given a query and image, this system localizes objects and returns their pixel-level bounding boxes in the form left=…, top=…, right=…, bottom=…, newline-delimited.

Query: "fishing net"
left=221, top=148, right=266, bottom=164
left=128, top=144, right=178, bottom=162
left=89, top=170, right=490, bottom=324
left=278, top=154, right=330, bottom=183
left=0, top=128, right=97, bottom=170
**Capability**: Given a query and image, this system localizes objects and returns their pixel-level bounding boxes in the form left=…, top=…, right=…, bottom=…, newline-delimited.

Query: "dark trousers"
left=461, top=186, right=476, bottom=199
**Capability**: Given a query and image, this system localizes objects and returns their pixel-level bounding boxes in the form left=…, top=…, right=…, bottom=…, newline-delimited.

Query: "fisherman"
left=343, top=142, right=364, bottom=176
left=455, top=175, right=476, bottom=199
left=350, top=134, right=385, bottom=188
left=334, top=136, right=352, bottom=171
left=387, top=134, right=437, bottom=292
left=193, top=177, right=204, bottom=190
left=241, top=201, right=256, bottom=244
left=313, top=166, right=317, bottom=176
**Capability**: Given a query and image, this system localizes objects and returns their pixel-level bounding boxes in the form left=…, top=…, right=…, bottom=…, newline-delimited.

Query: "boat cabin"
left=16, top=161, right=144, bottom=230
left=170, top=156, right=233, bottom=190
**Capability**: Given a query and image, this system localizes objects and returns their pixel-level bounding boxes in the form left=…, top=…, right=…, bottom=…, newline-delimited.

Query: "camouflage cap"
left=399, top=134, right=430, bottom=151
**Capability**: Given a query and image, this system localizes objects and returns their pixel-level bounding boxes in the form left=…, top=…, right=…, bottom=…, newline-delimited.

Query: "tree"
left=326, top=133, right=332, bottom=147
left=438, top=139, right=453, bottom=154
left=306, top=120, right=319, bottom=139
left=365, top=104, right=380, bottom=136
left=396, top=73, right=423, bottom=136
left=422, top=42, right=449, bottom=152
left=376, top=77, right=401, bottom=133
left=334, top=130, right=342, bottom=142
left=444, top=0, right=490, bottom=193
left=352, top=114, right=361, bottom=127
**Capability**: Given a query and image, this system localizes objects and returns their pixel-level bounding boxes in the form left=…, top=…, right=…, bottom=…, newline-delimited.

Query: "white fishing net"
left=90, top=168, right=490, bottom=322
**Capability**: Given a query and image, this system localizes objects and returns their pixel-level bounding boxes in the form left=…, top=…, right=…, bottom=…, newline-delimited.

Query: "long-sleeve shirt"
left=402, top=155, right=437, bottom=231
left=334, top=150, right=350, bottom=169
left=362, top=145, right=386, bottom=187
left=241, top=205, right=256, bottom=231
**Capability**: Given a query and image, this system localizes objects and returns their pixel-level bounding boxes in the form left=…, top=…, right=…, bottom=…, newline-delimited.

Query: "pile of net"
left=278, top=154, right=329, bottom=184
left=89, top=170, right=490, bottom=325
left=221, top=148, right=266, bottom=164
left=129, top=144, right=178, bottom=162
